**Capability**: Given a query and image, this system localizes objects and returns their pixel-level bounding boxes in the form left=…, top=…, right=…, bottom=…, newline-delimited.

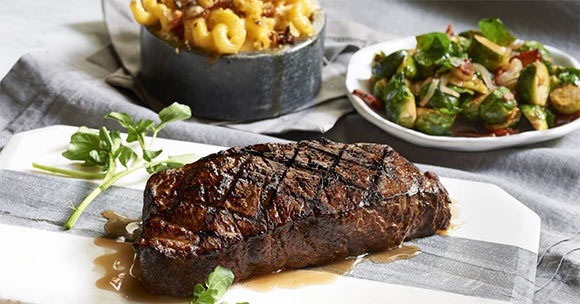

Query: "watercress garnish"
left=190, top=266, right=248, bottom=304
left=32, top=102, right=198, bottom=229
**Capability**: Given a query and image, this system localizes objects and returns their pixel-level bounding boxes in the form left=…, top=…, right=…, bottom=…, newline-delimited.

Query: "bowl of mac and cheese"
left=131, top=0, right=326, bottom=121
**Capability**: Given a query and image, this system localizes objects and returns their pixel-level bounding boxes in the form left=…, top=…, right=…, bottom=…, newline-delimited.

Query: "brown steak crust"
left=134, top=139, right=451, bottom=296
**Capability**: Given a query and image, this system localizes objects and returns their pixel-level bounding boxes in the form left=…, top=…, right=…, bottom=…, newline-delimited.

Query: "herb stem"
left=32, top=163, right=106, bottom=179
left=64, top=161, right=143, bottom=229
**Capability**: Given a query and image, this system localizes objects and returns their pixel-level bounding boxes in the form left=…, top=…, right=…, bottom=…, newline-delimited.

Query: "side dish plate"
left=345, top=36, right=580, bottom=151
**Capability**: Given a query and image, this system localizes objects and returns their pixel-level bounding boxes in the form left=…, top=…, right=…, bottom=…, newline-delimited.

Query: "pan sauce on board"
left=94, top=238, right=420, bottom=299
left=95, top=199, right=459, bottom=299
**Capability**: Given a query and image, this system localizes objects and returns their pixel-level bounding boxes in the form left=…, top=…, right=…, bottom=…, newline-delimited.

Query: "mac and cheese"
left=130, top=0, right=318, bottom=54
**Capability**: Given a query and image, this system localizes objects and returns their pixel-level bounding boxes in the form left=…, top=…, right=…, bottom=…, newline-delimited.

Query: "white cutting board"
left=0, top=125, right=540, bottom=304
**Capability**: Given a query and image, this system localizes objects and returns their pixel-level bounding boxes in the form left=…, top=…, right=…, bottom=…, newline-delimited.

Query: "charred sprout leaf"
left=468, top=35, right=510, bottom=71
left=478, top=17, right=515, bottom=46
left=448, top=85, right=475, bottom=95
left=190, top=266, right=237, bottom=304
left=448, top=72, right=489, bottom=94
left=480, top=87, right=518, bottom=124
left=521, top=104, right=549, bottom=130
left=556, top=68, right=580, bottom=87
left=419, top=85, right=461, bottom=115
left=518, top=41, right=552, bottom=62
left=372, top=50, right=416, bottom=80
left=458, top=30, right=482, bottom=40
left=516, top=61, right=550, bottom=106
left=415, top=32, right=451, bottom=67
left=415, top=108, right=455, bottom=136
left=546, top=108, right=556, bottom=128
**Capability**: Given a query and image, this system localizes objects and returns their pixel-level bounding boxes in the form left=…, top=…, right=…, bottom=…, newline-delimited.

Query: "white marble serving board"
left=0, top=125, right=541, bottom=304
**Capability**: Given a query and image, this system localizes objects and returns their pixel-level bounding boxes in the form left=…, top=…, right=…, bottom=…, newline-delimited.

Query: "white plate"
left=345, top=36, right=580, bottom=151
left=0, top=126, right=541, bottom=303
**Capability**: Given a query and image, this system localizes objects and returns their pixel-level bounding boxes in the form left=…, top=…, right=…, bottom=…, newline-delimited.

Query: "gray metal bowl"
left=139, top=11, right=326, bottom=121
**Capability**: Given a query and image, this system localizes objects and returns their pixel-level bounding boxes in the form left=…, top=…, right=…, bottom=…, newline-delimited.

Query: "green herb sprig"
left=190, top=266, right=248, bottom=304
left=32, top=102, right=198, bottom=229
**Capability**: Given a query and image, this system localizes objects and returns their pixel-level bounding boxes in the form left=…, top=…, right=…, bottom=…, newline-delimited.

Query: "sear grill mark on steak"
left=135, top=139, right=452, bottom=296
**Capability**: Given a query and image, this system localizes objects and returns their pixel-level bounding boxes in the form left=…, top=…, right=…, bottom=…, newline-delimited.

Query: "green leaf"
left=448, top=85, right=475, bottom=95
left=118, top=146, right=135, bottom=168
left=189, top=266, right=236, bottom=304
left=557, top=67, right=580, bottom=87
left=98, top=127, right=113, bottom=150
left=143, top=149, right=163, bottom=162
left=165, top=153, right=199, bottom=167
left=158, top=102, right=192, bottom=125
left=192, top=289, right=218, bottom=304
left=109, top=131, right=122, bottom=153
left=104, top=112, right=133, bottom=128
left=415, top=32, right=451, bottom=67
left=193, top=283, right=205, bottom=299
left=134, top=119, right=156, bottom=133
left=206, top=266, right=235, bottom=300
left=62, top=127, right=101, bottom=162
left=126, top=127, right=139, bottom=143
left=478, top=17, right=515, bottom=46
left=146, top=164, right=169, bottom=174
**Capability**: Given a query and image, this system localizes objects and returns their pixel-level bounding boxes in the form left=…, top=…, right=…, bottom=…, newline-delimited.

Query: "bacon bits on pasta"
left=131, top=0, right=318, bottom=54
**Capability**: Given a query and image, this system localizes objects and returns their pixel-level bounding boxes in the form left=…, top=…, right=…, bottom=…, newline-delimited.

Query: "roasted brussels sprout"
left=459, top=30, right=482, bottom=40
left=468, top=35, right=510, bottom=71
left=549, top=75, right=561, bottom=90
left=546, top=108, right=556, bottom=128
left=397, top=53, right=418, bottom=79
left=485, top=107, right=521, bottom=130
left=516, top=61, right=550, bottom=106
left=372, top=50, right=416, bottom=80
left=448, top=72, right=489, bottom=94
left=415, top=108, right=455, bottom=135
left=521, top=104, right=549, bottom=130
left=419, top=83, right=462, bottom=115
left=518, top=41, right=552, bottom=62
left=372, top=78, right=389, bottom=103
left=549, top=84, right=580, bottom=114
left=480, top=87, right=518, bottom=124
left=461, top=93, right=488, bottom=121
left=384, top=74, right=417, bottom=128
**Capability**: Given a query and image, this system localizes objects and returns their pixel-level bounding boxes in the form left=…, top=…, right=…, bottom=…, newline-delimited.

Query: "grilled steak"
left=135, top=139, right=451, bottom=296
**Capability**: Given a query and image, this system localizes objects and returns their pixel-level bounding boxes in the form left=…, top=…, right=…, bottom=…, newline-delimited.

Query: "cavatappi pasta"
left=130, top=0, right=318, bottom=54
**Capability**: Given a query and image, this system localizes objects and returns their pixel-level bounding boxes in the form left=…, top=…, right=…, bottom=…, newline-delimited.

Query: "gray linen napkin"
left=101, top=0, right=394, bottom=134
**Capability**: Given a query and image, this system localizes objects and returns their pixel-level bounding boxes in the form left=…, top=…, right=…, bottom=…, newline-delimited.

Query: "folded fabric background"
left=0, top=0, right=579, bottom=303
